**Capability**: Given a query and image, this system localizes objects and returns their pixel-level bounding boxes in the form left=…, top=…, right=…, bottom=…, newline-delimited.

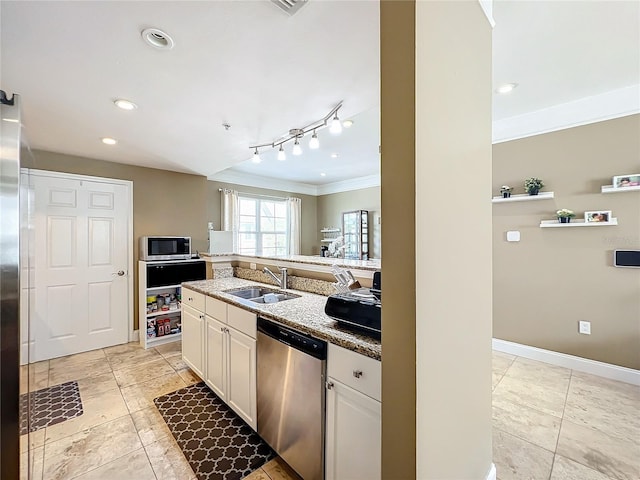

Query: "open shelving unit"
left=540, top=218, right=618, bottom=228
left=492, top=192, right=555, bottom=203
left=320, top=227, right=341, bottom=243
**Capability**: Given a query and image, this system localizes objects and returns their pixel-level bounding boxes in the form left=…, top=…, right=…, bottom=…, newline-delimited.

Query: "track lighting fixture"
left=248, top=101, right=343, bottom=162
left=292, top=137, right=302, bottom=156
left=309, top=130, right=320, bottom=149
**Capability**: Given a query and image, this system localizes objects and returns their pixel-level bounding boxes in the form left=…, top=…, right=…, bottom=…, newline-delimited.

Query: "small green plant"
left=556, top=209, right=575, bottom=218
left=524, top=177, right=544, bottom=193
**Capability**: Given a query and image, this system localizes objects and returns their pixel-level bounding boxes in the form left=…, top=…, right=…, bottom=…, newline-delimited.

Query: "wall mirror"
left=342, top=210, right=369, bottom=260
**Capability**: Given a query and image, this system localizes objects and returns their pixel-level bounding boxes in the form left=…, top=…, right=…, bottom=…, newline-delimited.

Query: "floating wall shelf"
left=492, top=192, right=555, bottom=203
left=601, top=185, right=640, bottom=193
left=540, top=218, right=618, bottom=228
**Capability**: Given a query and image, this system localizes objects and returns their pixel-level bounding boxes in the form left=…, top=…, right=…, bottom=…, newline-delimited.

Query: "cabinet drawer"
left=328, top=344, right=381, bottom=401
left=227, top=305, right=256, bottom=339
left=206, top=296, right=227, bottom=321
left=182, top=288, right=205, bottom=312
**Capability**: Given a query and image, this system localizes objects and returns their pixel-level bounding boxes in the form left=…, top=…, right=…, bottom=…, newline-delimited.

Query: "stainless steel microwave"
left=139, top=236, right=191, bottom=261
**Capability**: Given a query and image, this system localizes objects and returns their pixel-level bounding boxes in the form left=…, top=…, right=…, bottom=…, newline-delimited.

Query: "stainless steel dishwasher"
left=257, top=317, right=327, bottom=480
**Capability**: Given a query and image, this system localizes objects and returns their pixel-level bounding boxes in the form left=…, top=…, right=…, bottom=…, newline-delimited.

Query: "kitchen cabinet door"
left=227, top=327, right=257, bottom=430
left=205, top=315, right=227, bottom=402
left=325, top=378, right=381, bottom=480
left=181, top=304, right=205, bottom=378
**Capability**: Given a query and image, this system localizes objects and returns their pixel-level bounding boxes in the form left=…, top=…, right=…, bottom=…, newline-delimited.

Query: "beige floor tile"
left=21, top=361, right=50, bottom=394
left=155, top=341, right=182, bottom=357
left=113, top=357, right=175, bottom=388
left=493, top=351, right=516, bottom=375
left=243, top=468, right=271, bottom=480
left=564, top=372, right=640, bottom=443
left=164, top=352, right=188, bottom=371
left=556, top=419, right=640, bottom=480
left=49, top=349, right=106, bottom=369
left=20, top=429, right=45, bottom=453
left=492, top=371, right=504, bottom=390
left=120, top=372, right=187, bottom=413
left=504, top=357, right=571, bottom=390
left=144, top=434, right=196, bottom=480
left=263, top=457, right=303, bottom=480
left=493, top=428, right=554, bottom=480
left=44, top=387, right=129, bottom=443
left=48, top=357, right=111, bottom=386
left=20, top=445, right=44, bottom=480
left=492, top=396, right=561, bottom=451
left=551, top=454, right=618, bottom=480
left=105, top=344, right=163, bottom=370
left=131, top=406, right=172, bottom=446
left=76, top=371, right=119, bottom=397
left=42, top=415, right=142, bottom=480
left=176, top=367, right=202, bottom=385
left=70, top=447, right=156, bottom=480
left=493, top=375, right=568, bottom=418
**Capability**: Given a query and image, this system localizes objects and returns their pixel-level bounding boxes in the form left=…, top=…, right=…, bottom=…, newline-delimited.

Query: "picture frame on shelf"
left=612, top=174, right=640, bottom=189
left=585, top=210, right=612, bottom=223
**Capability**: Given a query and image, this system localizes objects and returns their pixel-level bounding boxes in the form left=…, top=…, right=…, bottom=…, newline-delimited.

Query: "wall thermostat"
left=614, top=250, right=640, bottom=268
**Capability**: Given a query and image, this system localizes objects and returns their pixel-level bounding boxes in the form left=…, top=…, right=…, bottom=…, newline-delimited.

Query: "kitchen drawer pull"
left=220, top=326, right=225, bottom=333
left=188, top=297, right=194, bottom=301
left=353, top=370, right=363, bottom=379
left=326, top=381, right=334, bottom=390
left=199, top=315, right=204, bottom=319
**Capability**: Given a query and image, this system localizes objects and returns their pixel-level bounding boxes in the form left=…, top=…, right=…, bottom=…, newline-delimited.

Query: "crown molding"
left=492, top=84, right=640, bottom=144
left=208, top=170, right=319, bottom=196
left=478, top=0, right=495, bottom=28
left=316, top=174, right=380, bottom=196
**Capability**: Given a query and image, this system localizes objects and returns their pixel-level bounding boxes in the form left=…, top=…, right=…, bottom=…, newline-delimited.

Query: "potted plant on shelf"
left=500, top=185, right=513, bottom=198
left=556, top=209, right=575, bottom=224
left=524, top=177, right=544, bottom=195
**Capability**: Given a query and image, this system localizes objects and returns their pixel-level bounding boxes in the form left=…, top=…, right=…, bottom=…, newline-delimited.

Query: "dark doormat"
left=154, top=382, right=275, bottom=480
left=20, top=381, right=83, bottom=435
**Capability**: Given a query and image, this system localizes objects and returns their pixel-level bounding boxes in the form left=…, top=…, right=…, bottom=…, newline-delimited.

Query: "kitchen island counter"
left=182, top=277, right=381, bottom=360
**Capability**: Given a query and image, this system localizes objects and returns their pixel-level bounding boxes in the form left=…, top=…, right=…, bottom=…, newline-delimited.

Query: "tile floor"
left=19, top=343, right=639, bottom=480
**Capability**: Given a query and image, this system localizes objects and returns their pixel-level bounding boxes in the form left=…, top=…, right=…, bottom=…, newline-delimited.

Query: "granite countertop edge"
left=200, top=253, right=381, bottom=272
left=182, top=278, right=381, bottom=361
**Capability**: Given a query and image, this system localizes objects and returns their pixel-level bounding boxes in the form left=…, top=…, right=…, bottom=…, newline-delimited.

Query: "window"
left=237, top=195, right=288, bottom=256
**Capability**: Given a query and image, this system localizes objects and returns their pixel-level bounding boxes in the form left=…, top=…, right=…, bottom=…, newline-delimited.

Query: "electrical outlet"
left=250, top=263, right=256, bottom=270
left=579, top=321, right=591, bottom=335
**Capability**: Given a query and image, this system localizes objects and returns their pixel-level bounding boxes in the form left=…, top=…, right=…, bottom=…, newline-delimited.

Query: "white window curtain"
left=220, top=188, right=239, bottom=253
left=287, top=197, right=301, bottom=255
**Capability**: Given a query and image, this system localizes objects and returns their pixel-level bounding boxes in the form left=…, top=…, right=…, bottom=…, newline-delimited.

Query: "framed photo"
left=612, top=174, right=640, bottom=188
left=585, top=210, right=612, bottom=223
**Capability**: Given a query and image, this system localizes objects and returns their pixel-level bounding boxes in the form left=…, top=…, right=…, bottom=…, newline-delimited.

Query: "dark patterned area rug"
left=19, top=381, right=83, bottom=435
left=154, top=382, right=275, bottom=480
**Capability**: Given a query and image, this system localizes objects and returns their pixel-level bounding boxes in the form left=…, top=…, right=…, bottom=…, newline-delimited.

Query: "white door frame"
left=23, top=168, right=135, bottom=343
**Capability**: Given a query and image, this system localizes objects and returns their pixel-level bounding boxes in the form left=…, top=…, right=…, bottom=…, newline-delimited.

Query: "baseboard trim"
left=131, top=329, right=140, bottom=343
left=492, top=338, right=640, bottom=386
left=485, top=463, right=496, bottom=480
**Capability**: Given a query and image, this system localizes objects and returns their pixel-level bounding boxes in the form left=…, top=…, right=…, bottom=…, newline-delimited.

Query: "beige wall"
left=207, top=181, right=318, bottom=256
left=493, top=114, right=640, bottom=370
left=414, top=1, right=493, bottom=478
left=317, top=186, right=381, bottom=259
left=25, top=150, right=210, bottom=330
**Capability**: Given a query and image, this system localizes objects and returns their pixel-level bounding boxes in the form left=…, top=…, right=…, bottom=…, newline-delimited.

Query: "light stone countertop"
left=201, top=253, right=381, bottom=272
left=182, top=277, right=381, bottom=361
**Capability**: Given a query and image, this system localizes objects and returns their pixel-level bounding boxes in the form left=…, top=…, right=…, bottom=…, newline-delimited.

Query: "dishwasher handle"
left=257, top=317, right=327, bottom=360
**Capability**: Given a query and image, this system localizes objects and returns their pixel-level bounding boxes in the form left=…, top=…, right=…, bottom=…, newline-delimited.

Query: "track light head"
left=330, top=112, right=342, bottom=134
left=252, top=148, right=261, bottom=164
left=292, top=137, right=302, bottom=156
left=309, top=131, right=320, bottom=149
left=277, top=144, right=286, bottom=161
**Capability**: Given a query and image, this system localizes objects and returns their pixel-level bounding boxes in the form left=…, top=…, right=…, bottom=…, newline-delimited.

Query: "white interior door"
left=30, top=171, right=131, bottom=361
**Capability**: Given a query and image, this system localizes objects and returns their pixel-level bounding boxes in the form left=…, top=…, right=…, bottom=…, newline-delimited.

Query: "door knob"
left=112, top=270, right=125, bottom=276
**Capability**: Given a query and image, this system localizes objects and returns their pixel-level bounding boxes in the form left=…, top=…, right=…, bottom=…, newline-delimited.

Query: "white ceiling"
left=1, top=1, right=638, bottom=191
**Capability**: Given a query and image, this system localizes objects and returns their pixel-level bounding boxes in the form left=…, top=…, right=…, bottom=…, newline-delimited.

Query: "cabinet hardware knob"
left=353, top=370, right=363, bottom=379
left=188, top=297, right=193, bottom=301
left=220, top=327, right=225, bottom=332
left=199, top=315, right=204, bottom=319
left=326, top=381, right=334, bottom=390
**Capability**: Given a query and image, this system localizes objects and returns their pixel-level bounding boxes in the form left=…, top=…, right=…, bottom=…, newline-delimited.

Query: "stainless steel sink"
left=224, top=287, right=301, bottom=304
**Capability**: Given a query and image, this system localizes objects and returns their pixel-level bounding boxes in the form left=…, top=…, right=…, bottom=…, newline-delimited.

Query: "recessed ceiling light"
left=496, top=83, right=518, bottom=94
left=320, top=173, right=326, bottom=177
left=330, top=153, right=339, bottom=158
left=101, top=137, right=117, bottom=145
left=114, top=99, right=137, bottom=110
left=342, top=120, right=354, bottom=128
left=141, top=28, right=175, bottom=50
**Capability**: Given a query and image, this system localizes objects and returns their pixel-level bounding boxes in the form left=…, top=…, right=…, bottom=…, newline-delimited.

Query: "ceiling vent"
left=271, top=0, right=308, bottom=16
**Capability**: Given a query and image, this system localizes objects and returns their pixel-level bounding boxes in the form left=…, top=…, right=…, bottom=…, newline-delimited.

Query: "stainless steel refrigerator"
left=1, top=90, right=23, bottom=480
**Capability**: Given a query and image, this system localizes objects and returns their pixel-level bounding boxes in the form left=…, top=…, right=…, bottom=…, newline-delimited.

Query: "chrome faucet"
left=263, top=266, right=288, bottom=289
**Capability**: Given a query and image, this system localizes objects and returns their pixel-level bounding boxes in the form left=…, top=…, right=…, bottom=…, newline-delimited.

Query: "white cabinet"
left=325, top=344, right=381, bottom=480
left=181, top=287, right=257, bottom=430
left=181, top=303, right=205, bottom=379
